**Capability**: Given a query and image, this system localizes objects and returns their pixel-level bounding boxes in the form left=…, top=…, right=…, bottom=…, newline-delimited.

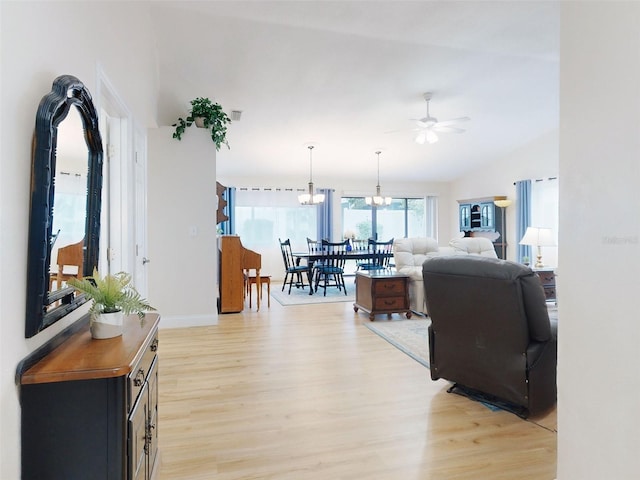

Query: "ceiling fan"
left=388, top=92, right=470, bottom=144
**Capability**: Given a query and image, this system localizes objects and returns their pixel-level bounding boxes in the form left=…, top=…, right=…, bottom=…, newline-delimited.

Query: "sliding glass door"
left=340, top=196, right=433, bottom=241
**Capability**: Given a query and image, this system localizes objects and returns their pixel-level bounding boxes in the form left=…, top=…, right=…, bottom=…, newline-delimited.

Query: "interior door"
left=133, top=129, right=149, bottom=296
left=98, top=109, right=112, bottom=275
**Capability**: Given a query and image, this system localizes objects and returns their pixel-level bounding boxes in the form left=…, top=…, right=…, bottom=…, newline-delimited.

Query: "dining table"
left=292, top=250, right=394, bottom=295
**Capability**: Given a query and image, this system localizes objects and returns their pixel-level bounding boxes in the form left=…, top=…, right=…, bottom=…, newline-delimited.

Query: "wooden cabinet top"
left=457, top=195, right=506, bottom=204
left=20, top=313, right=160, bottom=385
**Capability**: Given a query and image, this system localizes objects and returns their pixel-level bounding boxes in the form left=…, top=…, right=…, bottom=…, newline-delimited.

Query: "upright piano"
left=218, top=235, right=262, bottom=313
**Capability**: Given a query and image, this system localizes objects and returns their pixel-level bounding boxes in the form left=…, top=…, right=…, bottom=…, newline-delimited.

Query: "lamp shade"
left=519, top=227, right=555, bottom=246
left=298, top=183, right=325, bottom=205
left=494, top=199, right=512, bottom=208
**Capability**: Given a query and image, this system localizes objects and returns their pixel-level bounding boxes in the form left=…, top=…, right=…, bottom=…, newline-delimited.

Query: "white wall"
left=147, top=127, right=218, bottom=328
left=558, top=3, right=640, bottom=478
left=450, top=129, right=559, bottom=260
left=0, top=3, right=157, bottom=478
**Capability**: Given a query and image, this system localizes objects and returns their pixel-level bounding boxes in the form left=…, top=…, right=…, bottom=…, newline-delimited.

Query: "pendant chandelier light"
left=298, top=145, right=325, bottom=205
left=365, top=151, right=392, bottom=206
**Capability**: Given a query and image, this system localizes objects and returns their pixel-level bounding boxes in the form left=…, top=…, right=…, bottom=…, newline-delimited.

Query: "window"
left=233, top=188, right=319, bottom=280
left=235, top=189, right=317, bottom=249
left=340, top=196, right=435, bottom=241
left=531, top=178, right=559, bottom=267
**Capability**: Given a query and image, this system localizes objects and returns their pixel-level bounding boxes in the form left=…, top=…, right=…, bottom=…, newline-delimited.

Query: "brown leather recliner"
left=422, top=255, right=557, bottom=417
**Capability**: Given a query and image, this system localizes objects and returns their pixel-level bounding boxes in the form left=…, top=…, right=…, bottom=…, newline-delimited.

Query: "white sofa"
left=393, top=237, right=498, bottom=314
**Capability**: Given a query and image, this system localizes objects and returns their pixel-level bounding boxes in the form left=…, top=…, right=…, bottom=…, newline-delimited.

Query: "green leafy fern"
left=68, top=269, right=155, bottom=319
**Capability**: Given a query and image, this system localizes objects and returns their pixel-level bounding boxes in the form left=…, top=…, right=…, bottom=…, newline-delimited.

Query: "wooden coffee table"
left=353, top=270, right=412, bottom=321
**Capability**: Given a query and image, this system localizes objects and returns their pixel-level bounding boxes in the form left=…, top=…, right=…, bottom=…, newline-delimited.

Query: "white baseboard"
left=159, top=313, right=218, bottom=329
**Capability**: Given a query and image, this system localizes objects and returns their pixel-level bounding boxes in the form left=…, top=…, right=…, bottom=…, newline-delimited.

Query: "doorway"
left=97, top=67, right=149, bottom=296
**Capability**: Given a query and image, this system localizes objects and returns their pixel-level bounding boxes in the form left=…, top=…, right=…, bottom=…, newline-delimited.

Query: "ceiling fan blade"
left=433, top=126, right=466, bottom=134
left=434, top=116, right=470, bottom=127
left=384, top=127, right=421, bottom=134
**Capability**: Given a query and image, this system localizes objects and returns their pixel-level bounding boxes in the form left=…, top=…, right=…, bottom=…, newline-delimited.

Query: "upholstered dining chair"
left=314, top=239, right=349, bottom=296
left=278, top=238, right=311, bottom=294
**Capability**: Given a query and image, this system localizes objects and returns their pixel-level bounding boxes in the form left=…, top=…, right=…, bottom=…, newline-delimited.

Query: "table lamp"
left=519, top=227, right=554, bottom=268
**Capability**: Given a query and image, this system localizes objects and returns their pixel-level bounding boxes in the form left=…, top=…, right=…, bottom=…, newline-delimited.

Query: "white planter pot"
left=91, top=311, right=124, bottom=339
left=194, top=116, right=206, bottom=128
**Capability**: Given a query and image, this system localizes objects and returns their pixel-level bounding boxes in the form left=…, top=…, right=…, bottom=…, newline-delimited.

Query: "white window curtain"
left=425, top=196, right=438, bottom=240
left=234, top=187, right=317, bottom=281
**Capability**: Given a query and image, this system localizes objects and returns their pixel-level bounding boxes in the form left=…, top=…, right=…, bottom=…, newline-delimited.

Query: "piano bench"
left=245, top=274, right=271, bottom=310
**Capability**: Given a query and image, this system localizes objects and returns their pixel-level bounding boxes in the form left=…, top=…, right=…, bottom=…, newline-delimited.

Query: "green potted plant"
left=522, top=255, right=530, bottom=267
left=68, top=269, right=156, bottom=339
left=172, top=97, right=231, bottom=151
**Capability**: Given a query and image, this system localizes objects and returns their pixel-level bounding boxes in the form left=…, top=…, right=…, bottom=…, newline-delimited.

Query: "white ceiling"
left=150, top=1, right=559, bottom=184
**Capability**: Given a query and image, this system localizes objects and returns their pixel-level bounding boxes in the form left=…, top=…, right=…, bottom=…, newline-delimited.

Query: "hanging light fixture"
left=298, top=145, right=325, bottom=205
left=415, top=129, right=438, bottom=144
left=414, top=94, right=439, bottom=144
left=365, top=151, right=392, bottom=206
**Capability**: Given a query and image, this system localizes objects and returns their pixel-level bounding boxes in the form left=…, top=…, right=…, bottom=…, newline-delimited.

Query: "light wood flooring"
left=157, top=291, right=557, bottom=479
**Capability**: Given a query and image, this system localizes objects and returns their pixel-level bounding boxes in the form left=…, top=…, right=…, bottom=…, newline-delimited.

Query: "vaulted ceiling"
left=150, top=1, right=559, bottom=183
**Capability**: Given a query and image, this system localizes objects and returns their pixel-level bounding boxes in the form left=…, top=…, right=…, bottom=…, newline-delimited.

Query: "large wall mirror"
left=25, top=75, right=104, bottom=338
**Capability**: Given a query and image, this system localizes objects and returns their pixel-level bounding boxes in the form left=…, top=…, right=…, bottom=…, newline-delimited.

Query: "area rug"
left=270, top=282, right=355, bottom=306
left=364, top=319, right=430, bottom=368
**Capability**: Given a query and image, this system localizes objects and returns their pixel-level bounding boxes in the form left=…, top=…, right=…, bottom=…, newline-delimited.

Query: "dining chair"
left=314, top=239, right=349, bottom=296
left=357, top=238, right=394, bottom=271
left=306, top=237, right=323, bottom=256
left=306, top=237, right=326, bottom=284
left=52, top=238, right=84, bottom=290
left=353, top=238, right=371, bottom=274
left=279, top=238, right=311, bottom=294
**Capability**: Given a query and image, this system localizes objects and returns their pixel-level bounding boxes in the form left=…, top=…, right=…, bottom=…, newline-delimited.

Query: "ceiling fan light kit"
left=390, top=91, right=469, bottom=145
left=415, top=129, right=438, bottom=144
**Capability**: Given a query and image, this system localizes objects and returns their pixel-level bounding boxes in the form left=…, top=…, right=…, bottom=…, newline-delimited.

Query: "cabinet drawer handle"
left=384, top=299, right=397, bottom=306
left=383, top=284, right=397, bottom=290
left=150, top=338, right=159, bottom=352
left=145, top=423, right=156, bottom=445
left=133, top=369, right=145, bottom=386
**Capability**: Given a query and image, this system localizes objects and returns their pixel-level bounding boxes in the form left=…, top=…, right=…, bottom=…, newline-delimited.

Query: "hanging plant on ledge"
left=172, top=97, right=231, bottom=151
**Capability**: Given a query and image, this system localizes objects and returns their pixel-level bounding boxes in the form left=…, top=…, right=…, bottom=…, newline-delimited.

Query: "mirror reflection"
left=48, top=106, right=88, bottom=304
left=26, top=74, right=103, bottom=338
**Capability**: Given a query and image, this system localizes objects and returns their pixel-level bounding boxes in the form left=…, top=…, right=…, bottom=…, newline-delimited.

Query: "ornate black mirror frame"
left=25, top=75, right=103, bottom=338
